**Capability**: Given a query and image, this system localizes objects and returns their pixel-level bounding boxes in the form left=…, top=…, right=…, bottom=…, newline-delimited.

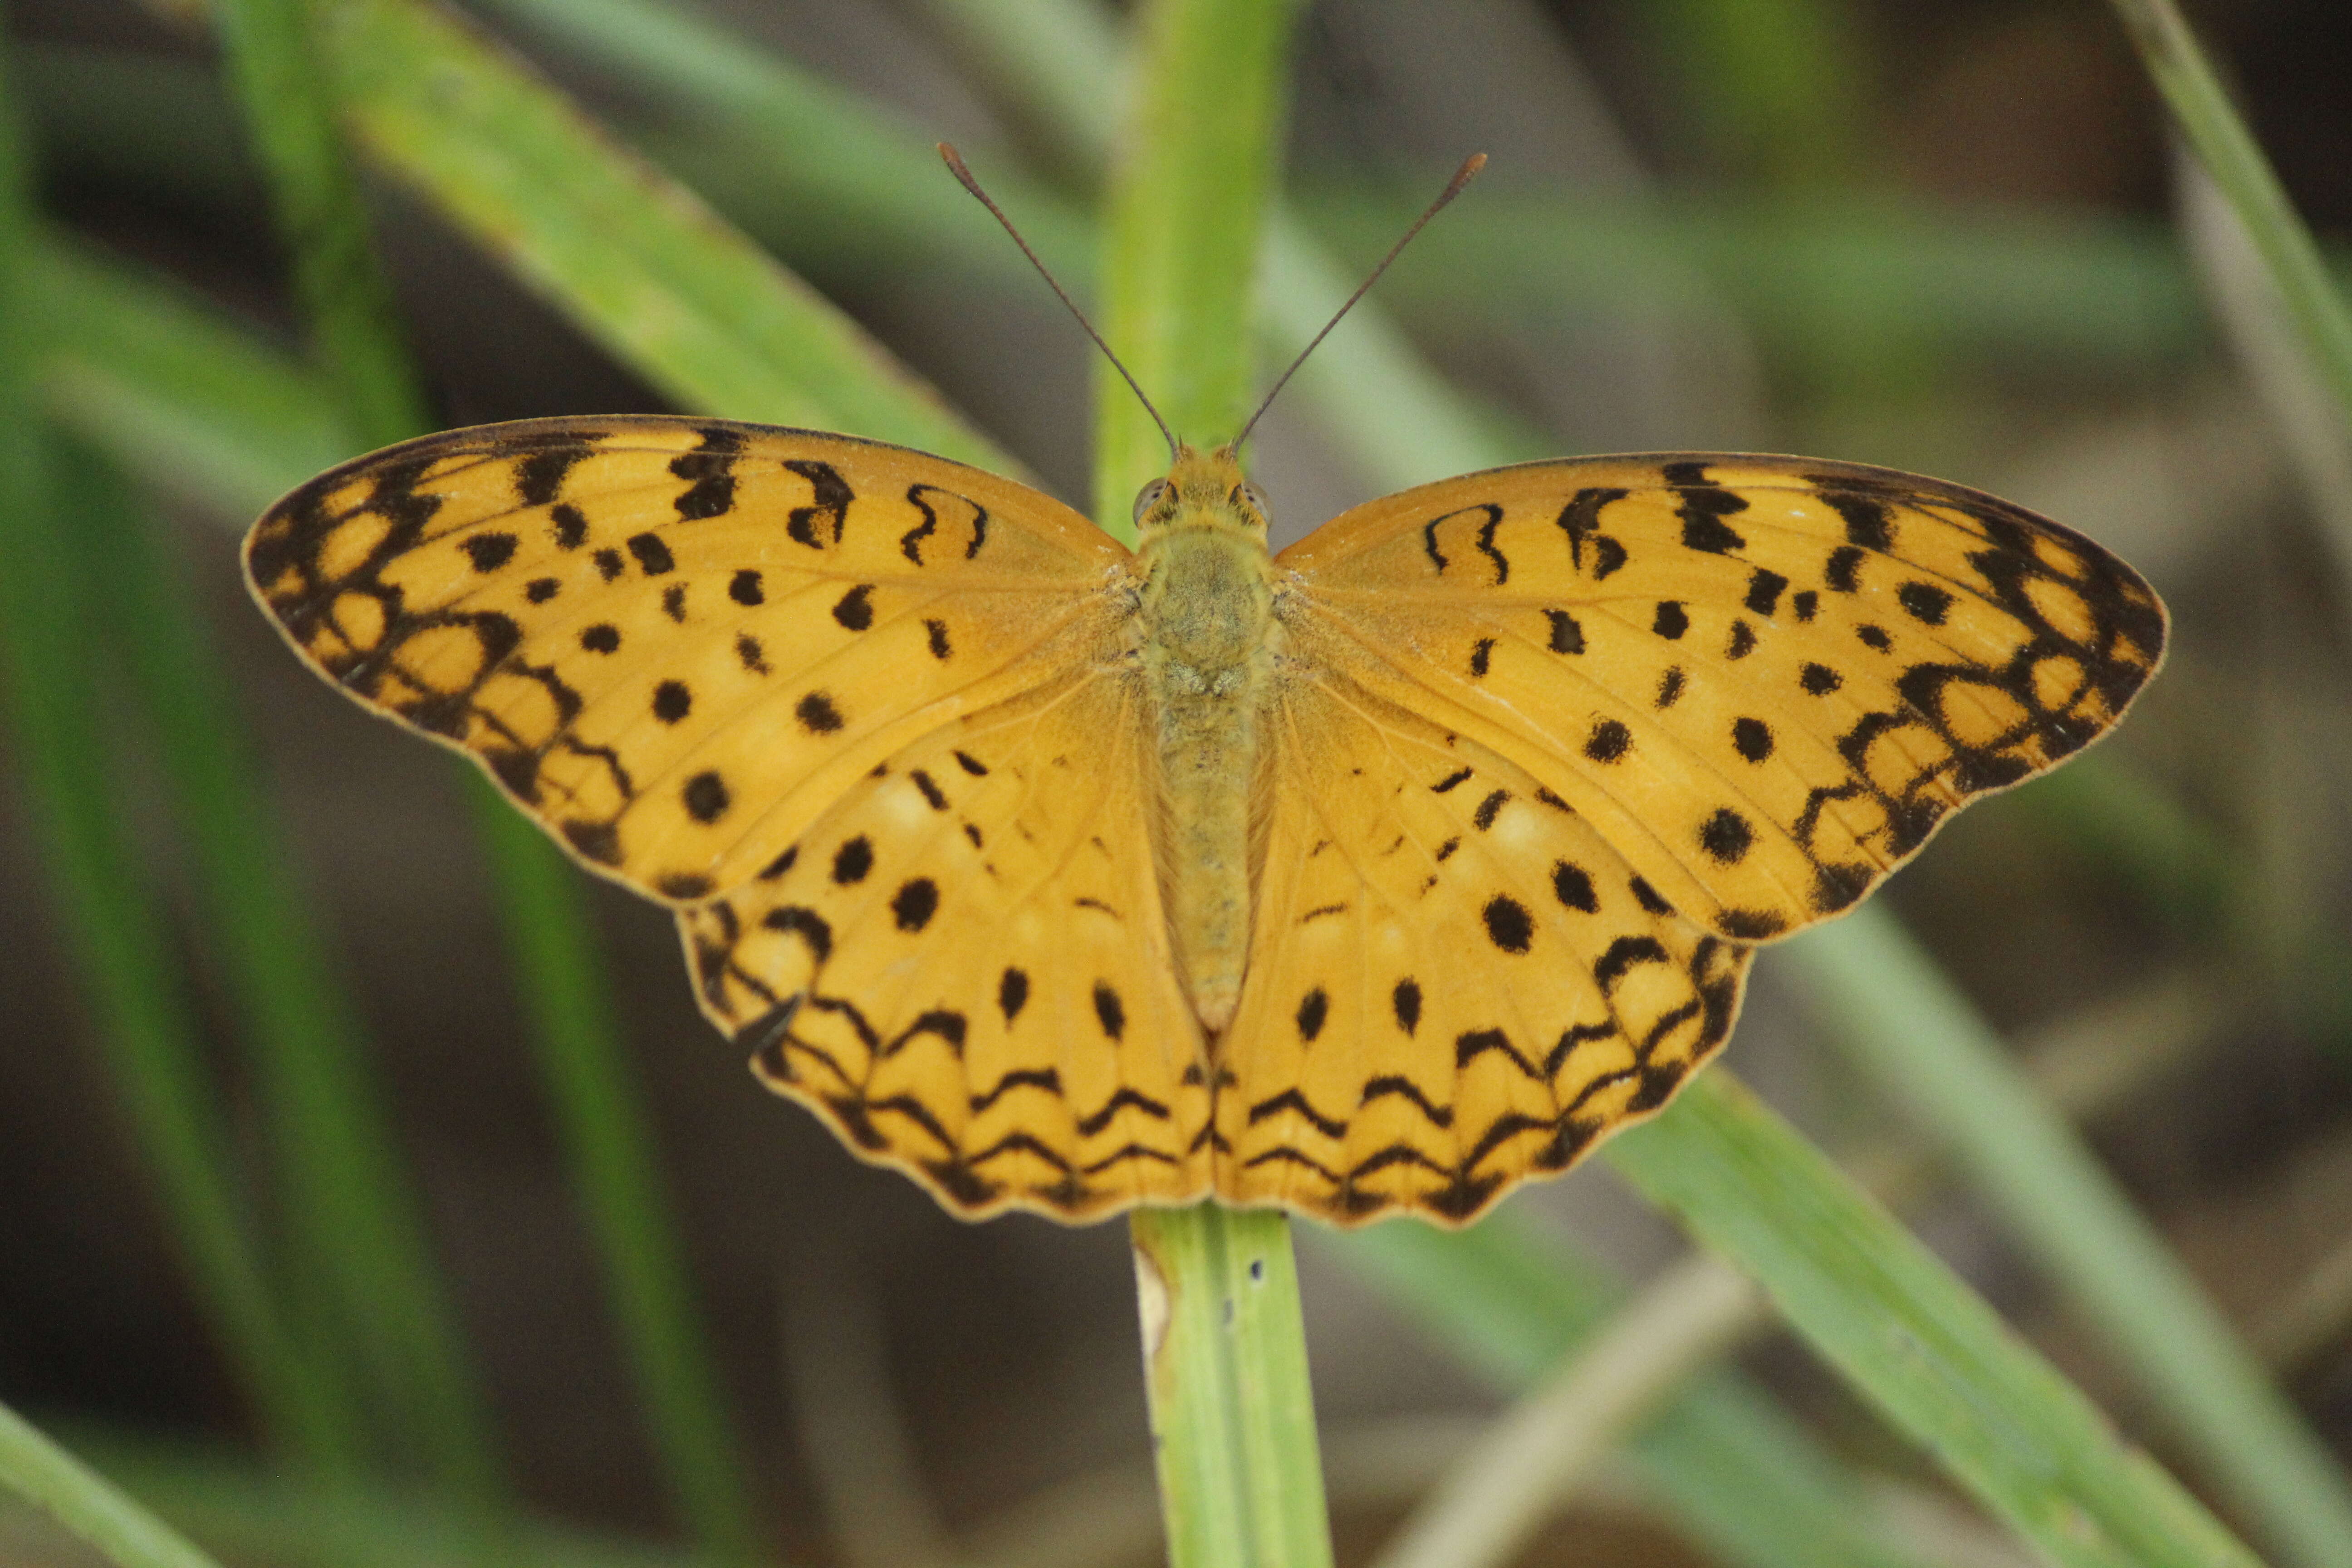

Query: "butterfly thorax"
left=1133, top=445, right=1279, bottom=1036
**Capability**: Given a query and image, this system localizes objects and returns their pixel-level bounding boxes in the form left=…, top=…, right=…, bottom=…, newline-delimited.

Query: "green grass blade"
left=1092, top=0, right=1296, bottom=521
left=222, top=0, right=763, bottom=1550
left=207, top=0, right=509, bottom=1515
left=29, top=238, right=351, bottom=518
left=1606, top=1073, right=2265, bottom=1568
left=2106, top=0, right=2352, bottom=431
left=1786, top=906, right=2352, bottom=1568
left=0, top=1404, right=225, bottom=1568
left=471, top=800, right=764, bottom=1563
left=1131, top=1208, right=1334, bottom=1568
left=1097, top=2, right=1326, bottom=1563
left=213, top=0, right=427, bottom=446
left=1331, top=1215, right=1927, bottom=1568
left=0, top=23, right=361, bottom=1478
left=94, top=436, right=504, bottom=1509
left=318, top=0, right=997, bottom=466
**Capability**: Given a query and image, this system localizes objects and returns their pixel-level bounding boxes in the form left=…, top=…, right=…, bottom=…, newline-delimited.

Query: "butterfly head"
left=1132, top=443, right=1270, bottom=540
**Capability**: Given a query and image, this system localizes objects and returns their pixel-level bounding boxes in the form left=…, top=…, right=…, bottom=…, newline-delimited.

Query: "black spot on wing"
left=1584, top=719, right=1631, bottom=763
left=1545, top=610, right=1585, bottom=653
left=998, top=967, right=1029, bottom=1023
left=461, top=532, right=517, bottom=573
left=832, top=584, right=874, bottom=629
left=1093, top=982, right=1125, bottom=1040
left=784, top=460, right=851, bottom=549
left=1653, top=602, right=1689, bottom=639
left=652, top=680, right=692, bottom=723
left=1552, top=861, right=1597, bottom=913
left=1744, top=568, right=1788, bottom=616
left=892, top=878, right=939, bottom=932
left=1295, top=988, right=1329, bottom=1042
left=796, top=691, right=845, bottom=734
left=1391, top=979, right=1421, bottom=1035
left=1482, top=895, right=1534, bottom=954
left=1699, top=808, right=1754, bottom=863
left=683, top=770, right=729, bottom=823
left=832, top=836, right=872, bottom=884
left=730, top=568, right=764, bottom=605
left=626, top=532, right=675, bottom=574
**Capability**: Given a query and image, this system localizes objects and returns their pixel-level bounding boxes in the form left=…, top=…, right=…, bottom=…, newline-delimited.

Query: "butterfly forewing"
left=1275, top=455, right=2166, bottom=944
left=245, top=416, right=1132, bottom=904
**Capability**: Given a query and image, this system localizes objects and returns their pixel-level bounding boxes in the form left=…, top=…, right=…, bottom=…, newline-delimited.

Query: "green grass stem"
left=1096, top=3, right=1325, bottom=1562
left=470, top=801, right=762, bottom=1562
left=2105, top=0, right=2352, bottom=433
left=1333, top=1213, right=1928, bottom=1568
left=0, top=25, right=362, bottom=1479
left=0, top=1404, right=226, bottom=1568
left=221, top=0, right=762, bottom=1550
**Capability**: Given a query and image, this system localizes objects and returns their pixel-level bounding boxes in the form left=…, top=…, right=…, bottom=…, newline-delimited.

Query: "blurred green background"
left=1, top=1, right=2349, bottom=1565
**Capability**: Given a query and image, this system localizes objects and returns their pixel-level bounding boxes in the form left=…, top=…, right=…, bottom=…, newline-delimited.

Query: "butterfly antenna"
left=1233, top=153, right=1486, bottom=454
left=940, top=143, right=1179, bottom=461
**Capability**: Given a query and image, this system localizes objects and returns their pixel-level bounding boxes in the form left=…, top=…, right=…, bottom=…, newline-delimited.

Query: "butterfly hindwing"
left=679, top=664, right=1212, bottom=1221
left=245, top=416, right=1133, bottom=904
left=1220, top=651, right=1750, bottom=1224
left=1275, top=455, right=2166, bottom=943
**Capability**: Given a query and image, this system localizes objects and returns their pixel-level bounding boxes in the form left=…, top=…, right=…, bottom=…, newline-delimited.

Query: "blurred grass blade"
left=98, top=429, right=503, bottom=1509
left=0, top=1404, right=225, bottom=1568
left=1368, top=1252, right=1764, bottom=1568
left=472, top=802, right=764, bottom=1563
left=220, top=0, right=763, bottom=1551
left=209, top=0, right=504, bottom=1516
left=1607, top=1073, right=2266, bottom=1568
left=317, top=0, right=995, bottom=466
left=0, top=20, right=360, bottom=1478
left=1101, top=2, right=1326, bottom=1563
left=1333, top=1214, right=1930, bottom=1568
left=2107, top=0, right=2352, bottom=431
left=1787, top=905, right=2352, bottom=1568
left=30, top=238, right=351, bottom=518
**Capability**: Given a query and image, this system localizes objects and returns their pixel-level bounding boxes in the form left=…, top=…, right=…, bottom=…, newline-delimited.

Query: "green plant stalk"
left=471, top=801, right=762, bottom=1563
left=220, top=0, right=763, bottom=1551
left=318, top=0, right=995, bottom=467
left=0, top=22, right=361, bottom=1480
left=208, top=0, right=508, bottom=1512
left=31, top=238, right=353, bottom=519
left=1607, top=1073, right=2264, bottom=1568
left=1129, top=1209, right=1333, bottom=1568
left=1098, top=1, right=1326, bottom=1564
left=2106, top=0, right=2352, bottom=433
left=1788, top=904, right=2352, bottom=1568
left=0, top=1403, right=225, bottom=1568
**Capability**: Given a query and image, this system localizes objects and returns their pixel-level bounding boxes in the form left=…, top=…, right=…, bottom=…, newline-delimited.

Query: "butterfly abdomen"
left=1137, top=505, right=1279, bottom=1035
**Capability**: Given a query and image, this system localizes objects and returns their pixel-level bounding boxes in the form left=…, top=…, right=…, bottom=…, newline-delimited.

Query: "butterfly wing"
left=1218, top=648, right=1749, bottom=1225
left=245, top=416, right=1135, bottom=902
left=1273, top=455, right=2166, bottom=943
left=248, top=416, right=1210, bottom=1221
left=680, top=664, right=1210, bottom=1220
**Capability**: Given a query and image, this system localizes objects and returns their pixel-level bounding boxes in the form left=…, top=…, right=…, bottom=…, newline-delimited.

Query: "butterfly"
left=245, top=413, right=2164, bottom=1225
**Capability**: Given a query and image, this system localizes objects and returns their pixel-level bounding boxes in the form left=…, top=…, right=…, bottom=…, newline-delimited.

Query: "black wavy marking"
left=1229, top=935, right=1750, bottom=1225
left=694, top=873, right=1200, bottom=1217
left=1763, top=473, right=2166, bottom=906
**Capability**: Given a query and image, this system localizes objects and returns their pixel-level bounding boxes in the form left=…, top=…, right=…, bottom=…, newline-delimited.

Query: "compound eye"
left=1241, top=481, right=1269, bottom=518
left=1132, top=478, right=1171, bottom=527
